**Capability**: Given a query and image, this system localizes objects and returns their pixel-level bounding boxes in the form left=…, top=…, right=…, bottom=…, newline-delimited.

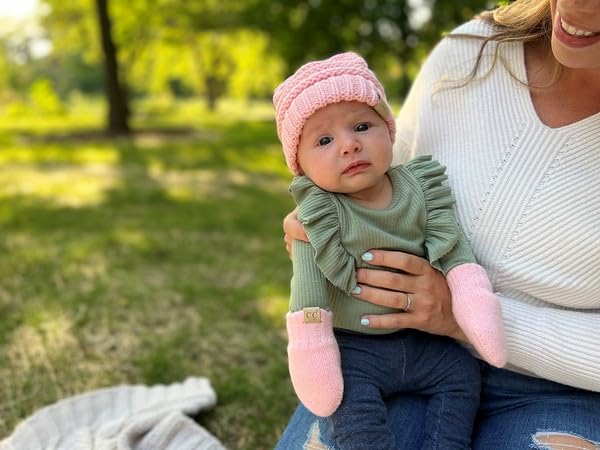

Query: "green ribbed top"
left=289, top=155, right=476, bottom=334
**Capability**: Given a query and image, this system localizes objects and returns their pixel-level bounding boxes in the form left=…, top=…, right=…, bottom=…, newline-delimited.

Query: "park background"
left=0, top=0, right=494, bottom=447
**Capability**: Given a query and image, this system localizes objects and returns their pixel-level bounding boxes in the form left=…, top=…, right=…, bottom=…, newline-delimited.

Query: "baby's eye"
left=355, top=122, right=369, bottom=132
left=318, top=136, right=333, bottom=146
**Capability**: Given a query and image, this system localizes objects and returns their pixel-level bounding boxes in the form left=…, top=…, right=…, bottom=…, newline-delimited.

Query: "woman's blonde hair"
left=449, top=0, right=560, bottom=88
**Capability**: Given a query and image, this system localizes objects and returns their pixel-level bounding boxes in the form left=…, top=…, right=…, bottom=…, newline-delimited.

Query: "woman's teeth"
left=560, top=18, right=600, bottom=37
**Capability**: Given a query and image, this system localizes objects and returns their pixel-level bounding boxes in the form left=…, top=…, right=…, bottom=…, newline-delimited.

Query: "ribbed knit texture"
left=0, top=377, right=225, bottom=450
left=273, top=52, right=396, bottom=175
left=394, top=20, right=600, bottom=391
left=447, top=263, right=507, bottom=367
left=289, top=160, right=476, bottom=334
left=286, top=310, right=343, bottom=417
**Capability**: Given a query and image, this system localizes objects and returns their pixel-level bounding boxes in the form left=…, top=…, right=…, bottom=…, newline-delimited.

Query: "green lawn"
left=0, top=98, right=298, bottom=449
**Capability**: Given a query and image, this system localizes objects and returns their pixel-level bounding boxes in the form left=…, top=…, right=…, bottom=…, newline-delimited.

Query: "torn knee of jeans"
left=304, top=421, right=335, bottom=450
left=532, top=431, right=599, bottom=450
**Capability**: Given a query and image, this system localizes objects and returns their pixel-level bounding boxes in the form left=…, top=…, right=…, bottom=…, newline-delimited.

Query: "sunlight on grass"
left=3, top=232, right=58, bottom=267
left=216, top=99, right=275, bottom=122
left=149, top=167, right=289, bottom=202
left=132, top=130, right=217, bottom=148
left=10, top=311, right=77, bottom=361
left=0, top=164, right=122, bottom=207
left=0, top=145, right=120, bottom=164
left=148, top=166, right=223, bottom=201
left=0, top=98, right=104, bottom=133
left=111, top=228, right=151, bottom=252
left=256, top=292, right=289, bottom=328
left=151, top=98, right=276, bottom=126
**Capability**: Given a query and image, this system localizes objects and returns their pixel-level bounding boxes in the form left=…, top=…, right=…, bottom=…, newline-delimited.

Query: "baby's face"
left=297, top=101, right=393, bottom=195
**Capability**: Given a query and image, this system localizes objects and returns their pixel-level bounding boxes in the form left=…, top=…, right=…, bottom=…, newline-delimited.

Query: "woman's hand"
left=355, top=250, right=467, bottom=342
left=283, top=208, right=308, bottom=258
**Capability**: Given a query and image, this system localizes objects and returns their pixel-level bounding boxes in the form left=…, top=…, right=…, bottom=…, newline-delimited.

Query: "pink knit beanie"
left=273, top=52, right=396, bottom=175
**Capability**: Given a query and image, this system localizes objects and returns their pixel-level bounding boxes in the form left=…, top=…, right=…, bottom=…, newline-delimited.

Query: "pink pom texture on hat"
left=273, top=52, right=396, bottom=175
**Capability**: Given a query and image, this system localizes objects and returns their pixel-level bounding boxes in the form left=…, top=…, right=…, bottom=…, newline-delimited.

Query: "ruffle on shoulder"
left=404, top=155, right=460, bottom=267
left=289, top=177, right=356, bottom=294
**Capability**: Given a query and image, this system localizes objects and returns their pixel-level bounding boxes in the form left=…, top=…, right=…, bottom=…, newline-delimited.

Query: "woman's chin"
left=551, top=38, right=600, bottom=70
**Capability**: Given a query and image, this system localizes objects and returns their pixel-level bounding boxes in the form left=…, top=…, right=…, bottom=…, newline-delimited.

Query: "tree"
left=245, top=0, right=491, bottom=98
left=43, top=0, right=132, bottom=133
left=0, top=45, right=12, bottom=100
left=95, top=0, right=130, bottom=133
left=244, top=0, right=414, bottom=96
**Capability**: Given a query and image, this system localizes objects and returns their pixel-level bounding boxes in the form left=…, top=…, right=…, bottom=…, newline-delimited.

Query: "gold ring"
left=404, top=293, right=413, bottom=312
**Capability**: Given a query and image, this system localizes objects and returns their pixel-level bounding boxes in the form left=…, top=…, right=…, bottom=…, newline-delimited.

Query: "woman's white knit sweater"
left=394, top=20, right=600, bottom=391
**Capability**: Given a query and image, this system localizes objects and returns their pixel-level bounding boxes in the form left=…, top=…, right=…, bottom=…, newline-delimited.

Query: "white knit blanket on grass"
left=0, top=377, right=226, bottom=450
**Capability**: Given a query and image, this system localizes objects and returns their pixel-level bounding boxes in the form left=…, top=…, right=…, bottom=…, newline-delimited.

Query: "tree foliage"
left=249, top=0, right=413, bottom=69
left=38, top=0, right=285, bottom=113
left=245, top=0, right=491, bottom=96
left=3, top=0, right=497, bottom=120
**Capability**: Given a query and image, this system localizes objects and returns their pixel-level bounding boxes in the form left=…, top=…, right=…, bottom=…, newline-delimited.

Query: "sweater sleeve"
left=289, top=239, right=331, bottom=312
left=404, top=156, right=476, bottom=274
left=289, top=176, right=357, bottom=294
left=501, top=295, right=600, bottom=392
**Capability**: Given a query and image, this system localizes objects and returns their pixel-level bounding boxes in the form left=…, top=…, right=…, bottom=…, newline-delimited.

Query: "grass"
left=0, top=97, right=299, bottom=449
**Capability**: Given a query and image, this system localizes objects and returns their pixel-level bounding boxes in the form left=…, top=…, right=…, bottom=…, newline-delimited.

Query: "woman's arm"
left=356, top=251, right=600, bottom=392
left=500, top=296, right=600, bottom=392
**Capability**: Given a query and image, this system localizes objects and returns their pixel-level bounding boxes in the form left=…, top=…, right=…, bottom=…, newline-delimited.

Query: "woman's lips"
left=555, top=14, right=600, bottom=48
left=343, top=161, right=371, bottom=175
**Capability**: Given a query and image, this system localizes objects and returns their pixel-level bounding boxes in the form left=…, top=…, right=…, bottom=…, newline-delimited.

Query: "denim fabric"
left=292, top=329, right=480, bottom=450
left=276, top=360, right=600, bottom=449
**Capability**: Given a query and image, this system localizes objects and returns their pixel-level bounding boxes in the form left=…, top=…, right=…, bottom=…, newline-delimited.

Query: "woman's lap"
left=473, top=364, right=600, bottom=449
left=275, top=362, right=600, bottom=449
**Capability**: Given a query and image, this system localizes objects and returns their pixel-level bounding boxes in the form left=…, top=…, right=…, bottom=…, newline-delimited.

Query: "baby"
left=274, top=52, right=506, bottom=449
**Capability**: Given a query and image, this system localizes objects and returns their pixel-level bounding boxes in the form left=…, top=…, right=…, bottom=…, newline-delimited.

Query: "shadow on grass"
left=0, top=118, right=297, bottom=448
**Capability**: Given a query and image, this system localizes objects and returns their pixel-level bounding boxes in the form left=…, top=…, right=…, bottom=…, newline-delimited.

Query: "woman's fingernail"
left=351, top=286, right=361, bottom=295
left=360, top=317, right=370, bottom=326
left=361, top=252, right=373, bottom=262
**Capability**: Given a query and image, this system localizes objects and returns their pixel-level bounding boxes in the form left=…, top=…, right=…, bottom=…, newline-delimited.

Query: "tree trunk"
left=95, top=0, right=130, bottom=134
left=205, top=75, right=218, bottom=111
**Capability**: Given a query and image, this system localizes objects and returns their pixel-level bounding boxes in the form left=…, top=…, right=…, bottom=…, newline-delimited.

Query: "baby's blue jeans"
left=291, top=329, right=481, bottom=449
left=276, top=352, right=600, bottom=449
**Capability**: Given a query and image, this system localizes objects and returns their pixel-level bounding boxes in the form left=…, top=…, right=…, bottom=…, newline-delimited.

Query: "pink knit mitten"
left=286, top=309, right=343, bottom=417
left=447, top=263, right=507, bottom=368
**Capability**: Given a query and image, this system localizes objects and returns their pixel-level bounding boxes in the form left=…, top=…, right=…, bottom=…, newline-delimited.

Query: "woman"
left=276, top=0, right=600, bottom=448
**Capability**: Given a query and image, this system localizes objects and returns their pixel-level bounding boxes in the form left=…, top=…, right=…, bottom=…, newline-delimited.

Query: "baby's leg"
left=329, top=331, right=398, bottom=450
left=447, top=263, right=507, bottom=367
left=404, top=331, right=481, bottom=450
left=329, top=377, right=394, bottom=450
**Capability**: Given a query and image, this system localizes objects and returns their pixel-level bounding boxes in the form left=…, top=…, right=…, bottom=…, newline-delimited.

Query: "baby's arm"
left=439, top=233, right=507, bottom=367
left=287, top=239, right=343, bottom=417
left=405, top=156, right=506, bottom=366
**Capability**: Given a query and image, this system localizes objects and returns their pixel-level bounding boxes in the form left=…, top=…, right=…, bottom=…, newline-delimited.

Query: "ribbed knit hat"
left=273, top=52, right=396, bottom=175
